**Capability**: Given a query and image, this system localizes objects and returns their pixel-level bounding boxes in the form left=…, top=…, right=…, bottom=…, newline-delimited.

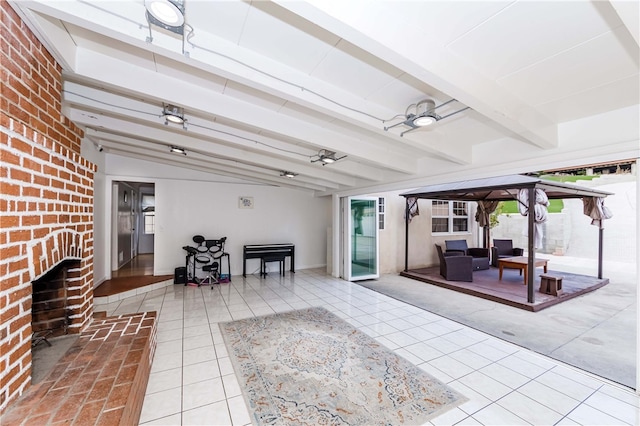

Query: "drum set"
left=181, top=235, right=228, bottom=287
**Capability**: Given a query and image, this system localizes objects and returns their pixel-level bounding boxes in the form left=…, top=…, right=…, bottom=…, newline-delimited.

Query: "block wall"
left=1, top=2, right=96, bottom=414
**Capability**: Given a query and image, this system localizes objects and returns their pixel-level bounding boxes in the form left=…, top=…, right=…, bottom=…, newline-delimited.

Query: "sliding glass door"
left=344, top=197, right=379, bottom=281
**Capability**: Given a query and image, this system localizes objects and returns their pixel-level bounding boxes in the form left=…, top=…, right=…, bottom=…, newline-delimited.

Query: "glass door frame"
left=343, top=196, right=379, bottom=281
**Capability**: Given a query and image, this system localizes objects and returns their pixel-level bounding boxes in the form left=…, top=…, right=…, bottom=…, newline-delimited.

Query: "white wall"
left=92, top=154, right=331, bottom=280
left=361, top=190, right=481, bottom=274
left=155, top=179, right=331, bottom=276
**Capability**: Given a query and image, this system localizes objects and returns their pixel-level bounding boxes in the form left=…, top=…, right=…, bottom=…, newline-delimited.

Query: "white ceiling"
left=11, top=0, right=640, bottom=196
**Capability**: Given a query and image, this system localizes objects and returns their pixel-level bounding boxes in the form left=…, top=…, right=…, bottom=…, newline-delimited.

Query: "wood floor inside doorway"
left=94, top=254, right=173, bottom=297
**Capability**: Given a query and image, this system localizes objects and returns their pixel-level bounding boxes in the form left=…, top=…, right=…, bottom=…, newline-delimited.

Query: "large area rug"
left=220, top=307, right=467, bottom=425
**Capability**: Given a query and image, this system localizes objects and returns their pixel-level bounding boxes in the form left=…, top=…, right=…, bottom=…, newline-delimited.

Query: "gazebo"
left=401, top=175, right=612, bottom=304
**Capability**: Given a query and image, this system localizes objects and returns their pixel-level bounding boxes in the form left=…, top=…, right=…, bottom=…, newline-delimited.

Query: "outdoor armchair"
left=444, top=240, right=490, bottom=271
left=491, top=239, right=524, bottom=267
left=435, top=244, right=473, bottom=282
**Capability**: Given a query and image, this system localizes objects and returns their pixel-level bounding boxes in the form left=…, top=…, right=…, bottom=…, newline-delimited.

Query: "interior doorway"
left=111, top=181, right=155, bottom=276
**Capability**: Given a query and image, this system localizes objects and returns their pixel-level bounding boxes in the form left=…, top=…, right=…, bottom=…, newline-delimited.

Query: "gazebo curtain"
left=517, top=188, right=549, bottom=249
left=583, top=197, right=613, bottom=228
left=407, top=197, right=420, bottom=222
left=476, top=200, right=500, bottom=248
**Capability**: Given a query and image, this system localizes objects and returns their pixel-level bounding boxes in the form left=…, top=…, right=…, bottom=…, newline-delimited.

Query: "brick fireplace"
left=1, top=2, right=96, bottom=414
left=31, top=259, right=82, bottom=344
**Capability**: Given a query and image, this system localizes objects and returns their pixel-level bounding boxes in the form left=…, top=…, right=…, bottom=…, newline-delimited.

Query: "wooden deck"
left=400, top=266, right=609, bottom=312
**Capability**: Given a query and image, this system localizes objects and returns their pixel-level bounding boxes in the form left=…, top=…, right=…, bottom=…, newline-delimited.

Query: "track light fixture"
left=384, top=98, right=470, bottom=137
left=311, top=149, right=346, bottom=165
left=163, top=104, right=185, bottom=124
left=280, top=171, right=297, bottom=178
left=169, top=145, right=187, bottom=155
left=145, top=0, right=185, bottom=34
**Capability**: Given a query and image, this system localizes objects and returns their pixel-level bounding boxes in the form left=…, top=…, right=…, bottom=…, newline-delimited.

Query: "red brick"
left=1, top=182, right=20, bottom=196
left=21, top=215, right=40, bottom=226
left=0, top=148, right=20, bottom=165
left=9, top=229, right=30, bottom=242
left=1, top=215, right=20, bottom=228
left=22, top=186, right=41, bottom=197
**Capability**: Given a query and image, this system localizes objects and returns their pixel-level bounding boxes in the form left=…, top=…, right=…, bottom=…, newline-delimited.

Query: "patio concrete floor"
left=358, top=256, right=636, bottom=389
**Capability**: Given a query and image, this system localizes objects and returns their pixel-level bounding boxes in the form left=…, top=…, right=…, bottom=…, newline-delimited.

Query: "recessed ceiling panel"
left=310, top=40, right=401, bottom=98
left=154, top=57, right=227, bottom=95
left=497, top=28, right=639, bottom=107
left=185, top=1, right=251, bottom=45
left=365, top=73, right=447, bottom=115
left=536, top=75, right=640, bottom=123
left=237, top=1, right=339, bottom=74
left=222, top=81, right=288, bottom=111
left=70, top=25, right=156, bottom=71
left=398, top=1, right=513, bottom=46
left=447, top=1, right=623, bottom=79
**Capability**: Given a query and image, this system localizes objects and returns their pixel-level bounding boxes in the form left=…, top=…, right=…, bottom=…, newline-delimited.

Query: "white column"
left=331, top=193, right=341, bottom=278
left=636, top=159, right=640, bottom=394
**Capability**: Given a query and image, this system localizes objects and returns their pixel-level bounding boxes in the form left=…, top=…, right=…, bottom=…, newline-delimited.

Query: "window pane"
left=452, top=218, right=468, bottom=232
left=432, top=200, right=449, bottom=216
left=141, top=194, right=155, bottom=207
left=432, top=218, right=449, bottom=233
left=452, top=201, right=467, bottom=216
left=144, top=213, right=155, bottom=234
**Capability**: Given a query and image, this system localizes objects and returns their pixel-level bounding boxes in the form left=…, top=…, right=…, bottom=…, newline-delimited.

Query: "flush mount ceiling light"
left=162, top=104, right=186, bottom=127
left=384, top=99, right=470, bottom=137
left=145, top=0, right=185, bottom=34
left=169, top=145, right=187, bottom=155
left=311, top=149, right=346, bottom=165
left=280, top=171, right=297, bottom=178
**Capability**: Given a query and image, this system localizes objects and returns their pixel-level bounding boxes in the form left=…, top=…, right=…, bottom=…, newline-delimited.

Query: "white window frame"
left=378, top=197, right=385, bottom=230
left=141, top=194, right=155, bottom=235
left=431, top=200, right=470, bottom=235
left=143, top=212, right=155, bottom=234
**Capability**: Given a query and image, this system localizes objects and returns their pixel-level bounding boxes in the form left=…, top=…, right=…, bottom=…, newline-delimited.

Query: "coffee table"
left=498, top=256, right=548, bottom=285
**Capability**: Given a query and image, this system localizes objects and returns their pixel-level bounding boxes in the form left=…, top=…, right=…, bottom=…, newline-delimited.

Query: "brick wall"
left=1, top=2, right=96, bottom=414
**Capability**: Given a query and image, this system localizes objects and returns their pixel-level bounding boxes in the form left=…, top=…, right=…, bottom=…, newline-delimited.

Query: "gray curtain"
left=475, top=200, right=500, bottom=227
left=407, top=197, right=420, bottom=222
left=517, top=188, right=549, bottom=249
left=582, top=197, right=613, bottom=228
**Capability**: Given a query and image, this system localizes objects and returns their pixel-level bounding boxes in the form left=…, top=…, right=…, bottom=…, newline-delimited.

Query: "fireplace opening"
left=31, top=259, right=81, bottom=347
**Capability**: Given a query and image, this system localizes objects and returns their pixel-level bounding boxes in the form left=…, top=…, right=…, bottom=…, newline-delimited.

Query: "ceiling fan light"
left=320, top=156, right=335, bottom=164
left=170, top=145, right=186, bottom=155
left=281, top=171, right=297, bottom=178
left=412, top=115, right=435, bottom=127
left=146, top=0, right=184, bottom=26
left=163, top=104, right=185, bottom=124
left=165, top=114, right=184, bottom=124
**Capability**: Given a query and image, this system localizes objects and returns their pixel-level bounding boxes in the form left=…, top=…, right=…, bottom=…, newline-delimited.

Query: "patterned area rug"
left=220, top=307, right=467, bottom=425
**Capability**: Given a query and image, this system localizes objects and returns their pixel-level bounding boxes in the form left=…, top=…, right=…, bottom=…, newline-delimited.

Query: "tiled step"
left=0, top=312, right=157, bottom=425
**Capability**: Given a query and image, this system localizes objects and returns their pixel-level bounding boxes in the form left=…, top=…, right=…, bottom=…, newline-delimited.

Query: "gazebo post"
left=527, top=187, right=536, bottom=303
left=598, top=228, right=604, bottom=279
left=404, top=198, right=409, bottom=272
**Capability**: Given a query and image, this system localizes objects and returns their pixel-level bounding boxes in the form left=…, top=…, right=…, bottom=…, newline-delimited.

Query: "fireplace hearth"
left=31, top=259, right=81, bottom=347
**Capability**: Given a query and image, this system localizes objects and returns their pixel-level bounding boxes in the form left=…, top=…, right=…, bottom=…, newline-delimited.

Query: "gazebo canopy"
left=400, top=174, right=613, bottom=304
left=401, top=174, right=612, bottom=201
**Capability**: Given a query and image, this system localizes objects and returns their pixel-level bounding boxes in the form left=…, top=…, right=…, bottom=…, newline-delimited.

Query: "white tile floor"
left=98, top=269, right=639, bottom=426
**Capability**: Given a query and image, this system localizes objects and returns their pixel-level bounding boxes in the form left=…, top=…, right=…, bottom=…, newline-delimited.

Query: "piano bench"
left=261, top=254, right=286, bottom=277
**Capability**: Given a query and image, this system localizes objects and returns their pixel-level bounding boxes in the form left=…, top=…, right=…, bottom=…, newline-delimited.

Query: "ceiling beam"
left=75, top=114, right=353, bottom=189
left=72, top=47, right=417, bottom=175
left=276, top=0, right=559, bottom=151
left=90, top=137, right=330, bottom=193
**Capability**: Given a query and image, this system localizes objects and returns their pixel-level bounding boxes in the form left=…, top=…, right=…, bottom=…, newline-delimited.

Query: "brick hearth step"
left=0, top=312, right=157, bottom=425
